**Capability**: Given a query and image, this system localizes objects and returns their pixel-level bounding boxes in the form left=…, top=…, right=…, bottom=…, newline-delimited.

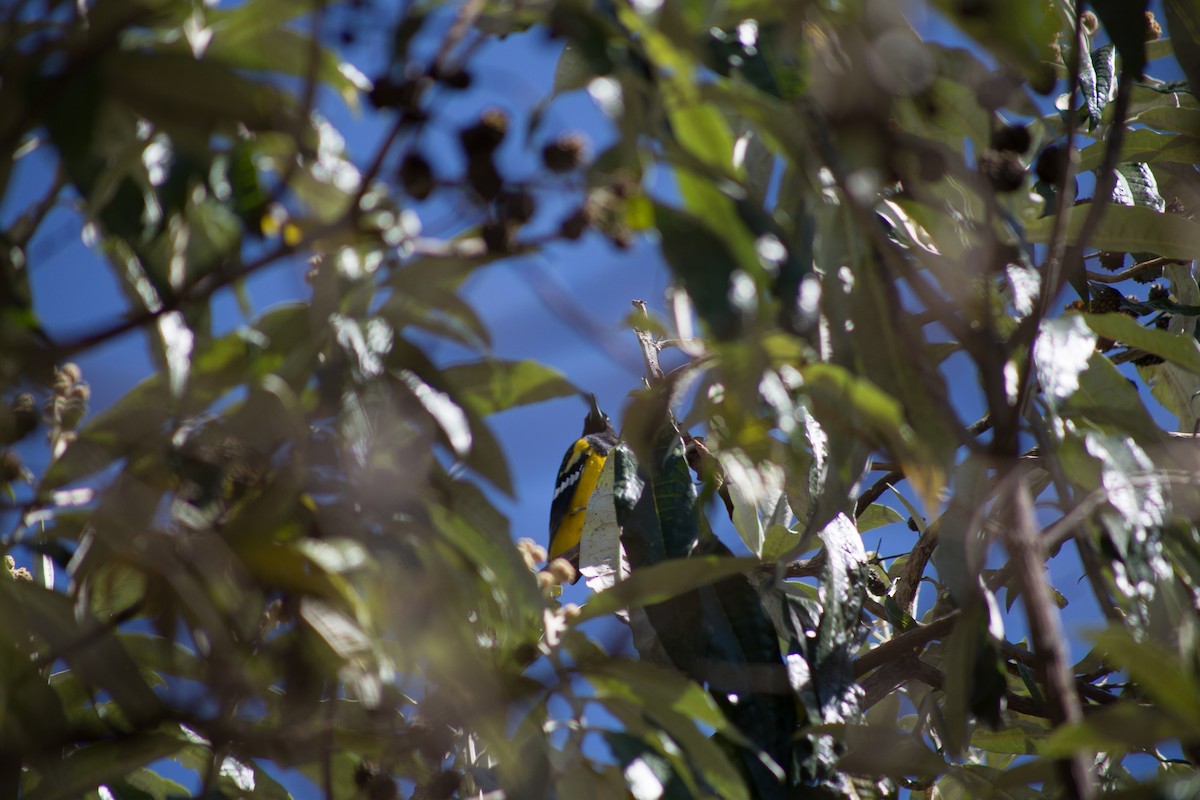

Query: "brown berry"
left=459, top=108, right=509, bottom=154
left=398, top=153, right=434, bottom=200
left=1132, top=262, right=1163, bottom=283
left=498, top=190, right=536, bottom=224
left=542, top=133, right=588, bottom=173
left=1080, top=11, right=1099, bottom=35
left=991, top=123, right=1031, bottom=154
left=437, top=68, right=472, bottom=90
left=466, top=154, right=503, bottom=202
left=0, top=450, right=22, bottom=484
left=559, top=208, right=590, bottom=240
left=368, top=78, right=426, bottom=115
left=481, top=220, right=515, bottom=254
left=1034, top=143, right=1068, bottom=186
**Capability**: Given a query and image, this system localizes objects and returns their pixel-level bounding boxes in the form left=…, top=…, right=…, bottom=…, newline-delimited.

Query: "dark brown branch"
left=49, top=241, right=296, bottom=358
left=1003, top=480, right=1094, bottom=799
left=853, top=610, right=960, bottom=678
left=861, top=653, right=1051, bottom=719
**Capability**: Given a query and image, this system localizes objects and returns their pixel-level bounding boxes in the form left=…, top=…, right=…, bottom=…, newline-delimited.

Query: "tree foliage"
left=1, top=0, right=1200, bottom=798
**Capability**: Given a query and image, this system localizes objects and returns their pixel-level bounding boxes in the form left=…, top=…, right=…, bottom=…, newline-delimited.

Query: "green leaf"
left=654, top=203, right=742, bottom=340
left=24, top=732, right=186, bottom=800
left=1039, top=701, right=1197, bottom=757
left=1164, top=0, right=1200, bottom=96
left=857, top=504, right=903, bottom=533
left=575, top=556, right=762, bottom=622
left=799, top=363, right=943, bottom=515
left=1084, top=312, right=1200, bottom=373
left=1117, top=162, right=1166, bottom=210
left=1091, top=627, right=1200, bottom=724
left=1025, top=203, right=1200, bottom=261
left=591, top=671, right=751, bottom=800
left=1062, top=352, right=1163, bottom=442
left=810, top=723, right=946, bottom=778
left=928, top=0, right=1058, bottom=93
left=0, top=582, right=165, bottom=728
left=440, top=359, right=576, bottom=417
left=1136, top=106, right=1200, bottom=134
left=104, top=51, right=301, bottom=138
left=1079, top=129, right=1200, bottom=171
left=585, top=658, right=735, bottom=733
left=1139, top=359, right=1200, bottom=432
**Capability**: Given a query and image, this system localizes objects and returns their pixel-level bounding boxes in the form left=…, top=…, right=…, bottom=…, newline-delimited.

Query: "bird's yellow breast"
left=548, top=447, right=608, bottom=560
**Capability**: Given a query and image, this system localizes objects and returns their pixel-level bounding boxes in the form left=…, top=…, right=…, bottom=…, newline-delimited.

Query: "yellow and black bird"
left=548, top=394, right=619, bottom=565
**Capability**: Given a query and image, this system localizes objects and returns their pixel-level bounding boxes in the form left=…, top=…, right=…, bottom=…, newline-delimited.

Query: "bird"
left=547, top=394, right=619, bottom=566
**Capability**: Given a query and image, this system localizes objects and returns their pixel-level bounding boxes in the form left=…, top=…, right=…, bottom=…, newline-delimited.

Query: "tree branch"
left=1003, top=479, right=1094, bottom=799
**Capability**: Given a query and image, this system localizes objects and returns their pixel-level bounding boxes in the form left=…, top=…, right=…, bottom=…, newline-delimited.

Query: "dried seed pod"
left=979, top=150, right=1025, bottom=193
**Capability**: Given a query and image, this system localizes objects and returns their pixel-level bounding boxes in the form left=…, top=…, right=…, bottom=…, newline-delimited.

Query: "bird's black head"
left=582, top=393, right=613, bottom=436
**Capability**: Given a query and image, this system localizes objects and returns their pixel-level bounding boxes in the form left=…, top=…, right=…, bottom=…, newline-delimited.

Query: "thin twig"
left=1086, top=256, right=1173, bottom=284
left=631, top=300, right=666, bottom=384
left=48, top=241, right=296, bottom=357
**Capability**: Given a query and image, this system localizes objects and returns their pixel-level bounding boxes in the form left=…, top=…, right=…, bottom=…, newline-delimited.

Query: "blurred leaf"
left=603, top=733, right=693, bottom=800
left=1039, top=701, right=1197, bottom=756
left=1079, top=129, right=1200, bottom=171
left=812, top=723, right=945, bottom=778
left=397, top=368, right=472, bottom=458
left=1163, top=0, right=1200, bottom=94
left=441, top=359, right=575, bottom=416
left=0, top=581, right=165, bottom=728
left=1062, top=352, right=1163, bottom=441
left=1084, top=312, right=1200, bottom=372
left=857, top=504, right=903, bottom=533
left=24, top=731, right=185, bottom=800
left=928, top=0, right=1058, bottom=93
left=1025, top=203, right=1200, bottom=260
left=104, top=51, right=301, bottom=138
left=800, top=363, right=942, bottom=515
left=575, top=555, right=761, bottom=623
left=1091, top=627, right=1200, bottom=723
left=654, top=203, right=743, bottom=340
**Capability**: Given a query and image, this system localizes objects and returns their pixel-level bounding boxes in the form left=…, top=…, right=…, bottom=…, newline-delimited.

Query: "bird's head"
left=582, top=393, right=613, bottom=436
